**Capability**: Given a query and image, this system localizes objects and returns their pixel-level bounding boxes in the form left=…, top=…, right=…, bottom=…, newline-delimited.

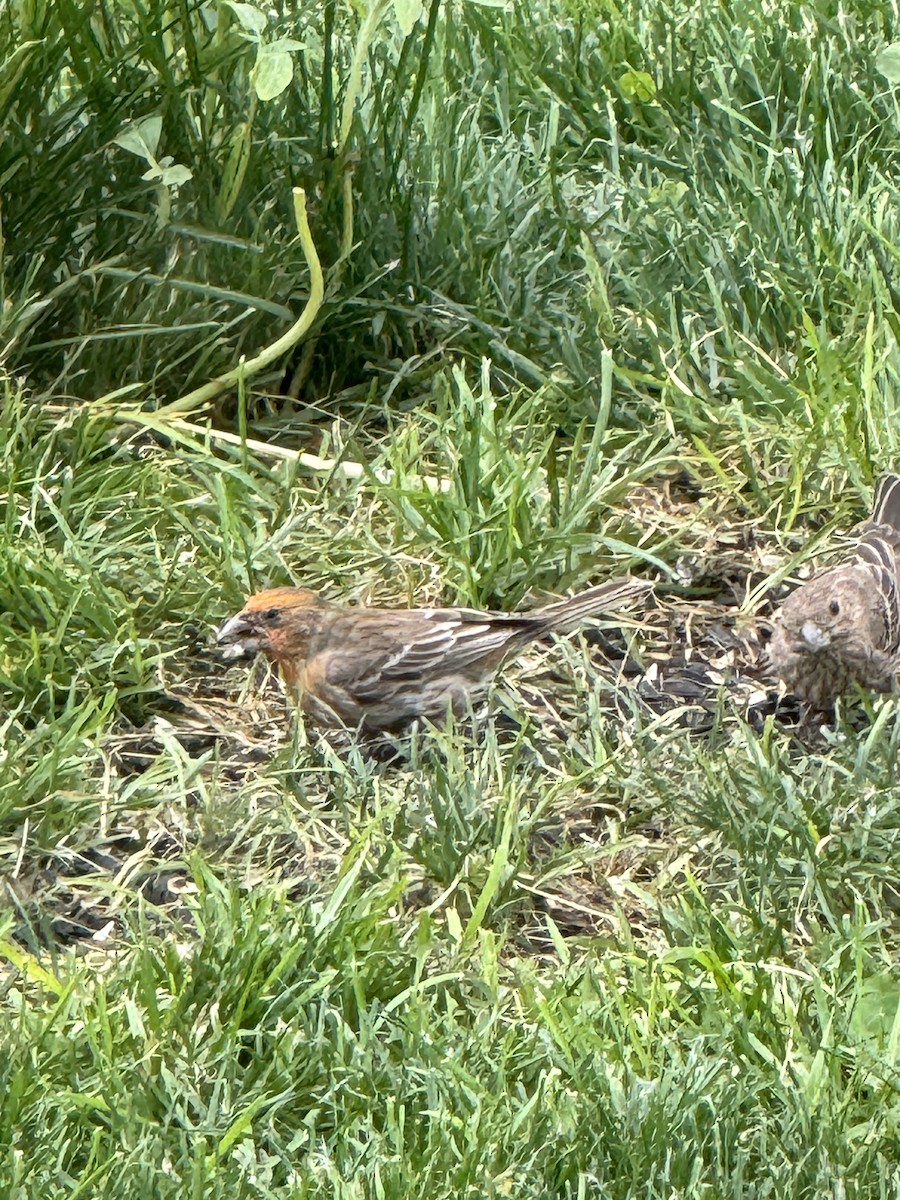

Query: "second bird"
left=217, top=577, right=651, bottom=735
left=769, top=474, right=900, bottom=710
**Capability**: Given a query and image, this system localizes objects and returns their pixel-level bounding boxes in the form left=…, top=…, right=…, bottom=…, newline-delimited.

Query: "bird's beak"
left=800, top=621, right=830, bottom=650
left=217, top=611, right=254, bottom=642
left=217, top=611, right=260, bottom=658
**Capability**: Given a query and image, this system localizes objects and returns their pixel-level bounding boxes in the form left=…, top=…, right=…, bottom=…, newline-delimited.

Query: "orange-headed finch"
left=769, top=473, right=900, bottom=710
left=217, top=577, right=652, bottom=734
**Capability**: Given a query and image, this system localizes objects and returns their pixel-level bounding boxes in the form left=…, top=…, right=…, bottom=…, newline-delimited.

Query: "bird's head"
left=776, top=567, right=876, bottom=653
left=217, top=587, right=325, bottom=669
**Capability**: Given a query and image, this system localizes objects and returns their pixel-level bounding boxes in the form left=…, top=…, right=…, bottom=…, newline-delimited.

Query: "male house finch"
left=217, top=577, right=651, bottom=734
left=769, top=473, right=900, bottom=710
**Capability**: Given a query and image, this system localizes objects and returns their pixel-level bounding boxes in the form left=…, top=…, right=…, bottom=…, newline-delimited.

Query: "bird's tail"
left=871, top=474, right=900, bottom=531
left=535, top=576, right=653, bottom=630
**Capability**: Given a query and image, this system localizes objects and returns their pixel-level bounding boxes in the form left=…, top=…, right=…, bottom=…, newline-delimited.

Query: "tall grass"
left=3, top=0, right=899, bottom=468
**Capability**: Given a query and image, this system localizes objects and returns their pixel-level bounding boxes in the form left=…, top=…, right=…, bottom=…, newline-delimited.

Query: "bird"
left=769, top=473, right=900, bottom=710
left=216, top=577, right=652, bottom=735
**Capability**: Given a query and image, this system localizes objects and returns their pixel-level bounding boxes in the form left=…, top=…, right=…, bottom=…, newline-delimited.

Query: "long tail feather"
left=535, top=576, right=653, bottom=629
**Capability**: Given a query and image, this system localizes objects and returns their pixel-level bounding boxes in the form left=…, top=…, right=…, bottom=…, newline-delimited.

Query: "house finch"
left=217, top=577, right=652, bottom=734
left=769, top=473, right=900, bottom=709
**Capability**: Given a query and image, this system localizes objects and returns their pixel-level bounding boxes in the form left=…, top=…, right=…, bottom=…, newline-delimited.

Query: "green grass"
left=3, top=0, right=900, bottom=1194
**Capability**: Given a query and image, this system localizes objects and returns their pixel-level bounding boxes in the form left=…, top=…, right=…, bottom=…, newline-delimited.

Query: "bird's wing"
left=871, top=474, right=900, bottom=530
left=856, top=531, right=900, bottom=650
left=320, top=608, right=536, bottom=700
left=385, top=610, right=538, bottom=677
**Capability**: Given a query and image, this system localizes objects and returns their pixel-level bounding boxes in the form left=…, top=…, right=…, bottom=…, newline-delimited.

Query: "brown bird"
left=217, top=577, right=651, bottom=734
left=769, top=474, right=900, bottom=710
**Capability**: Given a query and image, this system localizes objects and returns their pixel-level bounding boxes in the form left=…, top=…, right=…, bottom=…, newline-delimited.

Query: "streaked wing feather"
left=871, top=474, right=900, bottom=530
left=856, top=534, right=900, bottom=650
left=321, top=609, right=534, bottom=704
left=316, top=619, right=470, bottom=702
left=317, top=602, right=562, bottom=707
left=857, top=537, right=894, bottom=569
left=447, top=607, right=541, bottom=627
left=379, top=620, right=516, bottom=680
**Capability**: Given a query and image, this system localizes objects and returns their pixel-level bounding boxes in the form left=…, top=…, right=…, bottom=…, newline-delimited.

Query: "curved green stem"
left=151, top=187, right=323, bottom=419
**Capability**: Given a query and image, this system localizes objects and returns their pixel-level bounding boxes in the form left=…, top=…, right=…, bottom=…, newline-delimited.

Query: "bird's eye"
left=261, top=607, right=281, bottom=622
left=829, top=599, right=840, bottom=616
